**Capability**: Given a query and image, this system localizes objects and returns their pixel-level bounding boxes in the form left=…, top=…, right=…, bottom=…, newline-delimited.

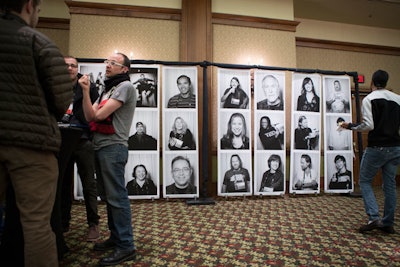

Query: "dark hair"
left=171, top=155, right=191, bottom=169
left=301, top=77, right=317, bottom=96
left=116, top=52, right=131, bottom=69
left=268, top=154, right=282, bottom=170
left=372, top=70, right=389, bottom=88
left=132, top=164, right=148, bottom=177
left=230, top=154, right=242, bottom=169
left=334, top=155, right=346, bottom=164
left=298, top=115, right=307, bottom=127
left=1, top=0, right=40, bottom=13
left=177, top=75, right=191, bottom=85
left=260, top=116, right=271, bottom=128
left=336, top=117, right=345, bottom=124
left=301, top=154, right=312, bottom=168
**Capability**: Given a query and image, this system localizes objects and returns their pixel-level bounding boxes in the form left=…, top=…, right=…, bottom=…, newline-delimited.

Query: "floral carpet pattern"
left=60, top=188, right=400, bottom=267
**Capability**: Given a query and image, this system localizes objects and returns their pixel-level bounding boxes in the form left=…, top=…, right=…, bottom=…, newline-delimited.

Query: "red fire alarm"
left=358, top=74, right=365, bottom=83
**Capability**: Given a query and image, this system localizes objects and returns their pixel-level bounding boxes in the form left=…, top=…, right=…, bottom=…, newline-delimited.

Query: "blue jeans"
left=95, top=144, right=135, bottom=251
left=359, top=146, right=400, bottom=226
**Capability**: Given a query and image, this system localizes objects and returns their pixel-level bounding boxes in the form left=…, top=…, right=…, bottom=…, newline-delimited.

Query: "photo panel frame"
left=163, top=152, right=199, bottom=198
left=128, top=109, right=159, bottom=151
left=254, top=70, right=286, bottom=111
left=254, top=150, right=286, bottom=196
left=292, top=73, right=322, bottom=113
left=218, top=68, right=251, bottom=109
left=292, top=112, right=321, bottom=151
left=163, top=110, right=198, bottom=151
left=289, top=151, right=321, bottom=194
left=130, top=65, right=160, bottom=108
left=254, top=112, right=285, bottom=151
left=125, top=151, right=160, bottom=199
left=324, top=152, right=354, bottom=194
left=218, top=151, right=253, bottom=196
left=323, top=75, right=352, bottom=114
left=325, top=114, right=353, bottom=151
left=162, top=66, right=198, bottom=109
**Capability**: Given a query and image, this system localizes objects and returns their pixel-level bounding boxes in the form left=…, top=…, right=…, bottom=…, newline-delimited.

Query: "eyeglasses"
left=104, top=60, right=125, bottom=68
left=66, top=63, right=78, bottom=68
left=172, top=167, right=191, bottom=175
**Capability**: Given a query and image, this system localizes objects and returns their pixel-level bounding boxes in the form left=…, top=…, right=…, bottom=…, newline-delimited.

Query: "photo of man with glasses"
left=166, top=155, right=197, bottom=194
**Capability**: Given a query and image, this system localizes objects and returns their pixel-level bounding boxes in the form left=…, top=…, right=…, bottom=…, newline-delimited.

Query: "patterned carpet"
left=60, top=188, right=400, bottom=267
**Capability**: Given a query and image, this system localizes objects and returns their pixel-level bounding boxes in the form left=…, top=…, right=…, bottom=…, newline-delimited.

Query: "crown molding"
left=296, top=37, right=400, bottom=56
left=37, top=17, right=69, bottom=30
left=64, top=0, right=181, bottom=21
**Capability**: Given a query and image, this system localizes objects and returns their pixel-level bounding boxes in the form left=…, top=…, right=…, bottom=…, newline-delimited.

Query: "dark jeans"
left=61, top=139, right=99, bottom=229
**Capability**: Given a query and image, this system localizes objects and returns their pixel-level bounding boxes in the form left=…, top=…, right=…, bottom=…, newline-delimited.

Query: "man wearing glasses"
left=61, top=56, right=100, bottom=242
left=79, top=53, right=137, bottom=266
left=166, top=156, right=197, bottom=194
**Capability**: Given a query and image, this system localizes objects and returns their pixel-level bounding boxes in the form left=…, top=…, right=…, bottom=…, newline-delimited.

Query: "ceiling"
left=294, top=0, right=400, bottom=30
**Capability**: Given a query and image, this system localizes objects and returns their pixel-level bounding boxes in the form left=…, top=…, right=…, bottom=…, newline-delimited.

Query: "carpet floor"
left=60, top=187, right=400, bottom=267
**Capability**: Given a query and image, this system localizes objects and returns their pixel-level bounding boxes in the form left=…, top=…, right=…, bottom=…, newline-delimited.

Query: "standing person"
left=257, top=75, right=284, bottom=110
left=0, top=0, right=72, bottom=265
left=167, top=74, right=196, bottom=108
left=296, top=77, right=320, bottom=112
left=61, top=56, right=100, bottom=242
left=221, top=154, right=251, bottom=193
left=293, top=154, right=318, bottom=190
left=328, top=155, right=352, bottom=190
left=259, top=154, right=284, bottom=192
left=132, top=74, right=155, bottom=107
left=341, top=70, right=400, bottom=234
left=79, top=52, right=137, bottom=265
left=220, top=77, right=249, bottom=109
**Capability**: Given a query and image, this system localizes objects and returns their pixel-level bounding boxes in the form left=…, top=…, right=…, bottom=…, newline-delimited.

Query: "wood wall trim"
left=38, top=18, right=70, bottom=30
left=65, top=0, right=181, bottom=21
left=212, top=13, right=299, bottom=32
left=296, top=37, right=400, bottom=56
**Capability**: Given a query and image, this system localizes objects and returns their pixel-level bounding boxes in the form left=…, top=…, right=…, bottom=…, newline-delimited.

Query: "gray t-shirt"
left=93, top=80, right=137, bottom=150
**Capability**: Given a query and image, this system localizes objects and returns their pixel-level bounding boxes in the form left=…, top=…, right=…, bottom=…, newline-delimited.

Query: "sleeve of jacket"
left=35, top=34, right=73, bottom=120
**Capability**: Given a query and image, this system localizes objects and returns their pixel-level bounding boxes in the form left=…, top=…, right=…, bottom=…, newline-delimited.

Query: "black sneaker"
left=94, top=239, right=116, bottom=252
left=99, top=249, right=136, bottom=266
left=359, top=219, right=383, bottom=233
left=380, top=225, right=395, bottom=234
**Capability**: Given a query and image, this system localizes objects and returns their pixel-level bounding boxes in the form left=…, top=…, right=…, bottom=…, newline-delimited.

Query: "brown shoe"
left=87, top=225, right=100, bottom=242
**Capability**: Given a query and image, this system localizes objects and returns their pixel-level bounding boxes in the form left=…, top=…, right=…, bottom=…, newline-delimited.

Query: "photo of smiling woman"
left=220, top=112, right=250, bottom=150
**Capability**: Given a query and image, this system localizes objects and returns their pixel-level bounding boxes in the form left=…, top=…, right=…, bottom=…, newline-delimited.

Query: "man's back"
left=0, top=12, right=72, bottom=152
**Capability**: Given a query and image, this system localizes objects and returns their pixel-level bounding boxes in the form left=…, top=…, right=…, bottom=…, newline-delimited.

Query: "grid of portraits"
left=73, top=60, right=356, bottom=200
left=217, top=68, right=253, bottom=196
left=323, top=76, right=354, bottom=193
left=162, top=66, right=199, bottom=198
left=253, top=70, right=286, bottom=196
left=289, top=73, right=322, bottom=194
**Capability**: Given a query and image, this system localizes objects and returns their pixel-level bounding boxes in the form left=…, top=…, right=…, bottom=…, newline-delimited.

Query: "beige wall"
left=37, top=28, right=70, bottom=55
left=69, top=14, right=180, bottom=60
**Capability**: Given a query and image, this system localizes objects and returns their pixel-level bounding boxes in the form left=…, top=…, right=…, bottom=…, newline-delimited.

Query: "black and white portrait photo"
left=130, top=65, right=160, bottom=108
left=289, top=152, right=320, bottom=194
left=162, top=66, right=197, bottom=109
left=163, top=153, right=199, bottom=198
left=128, top=110, right=158, bottom=151
left=324, top=153, right=353, bottom=193
left=255, top=113, right=285, bottom=150
left=292, top=73, right=321, bottom=113
left=125, top=152, right=159, bottom=199
left=218, top=152, right=252, bottom=196
left=293, top=113, right=320, bottom=150
left=164, top=111, right=197, bottom=151
left=218, top=68, right=251, bottom=109
left=78, top=62, right=106, bottom=93
left=219, top=111, right=251, bottom=150
left=323, top=75, right=351, bottom=114
left=325, top=114, right=352, bottom=151
left=254, top=70, right=285, bottom=110
left=254, top=151, right=285, bottom=196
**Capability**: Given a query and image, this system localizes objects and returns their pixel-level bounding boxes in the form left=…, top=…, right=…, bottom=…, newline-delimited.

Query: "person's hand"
left=169, top=137, right=176, bottom=147
left=78, top=74, right=91, bottom=92
left=339, top=122, right=349, bottom=130
left=229, top=87, right=236, bottom=94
